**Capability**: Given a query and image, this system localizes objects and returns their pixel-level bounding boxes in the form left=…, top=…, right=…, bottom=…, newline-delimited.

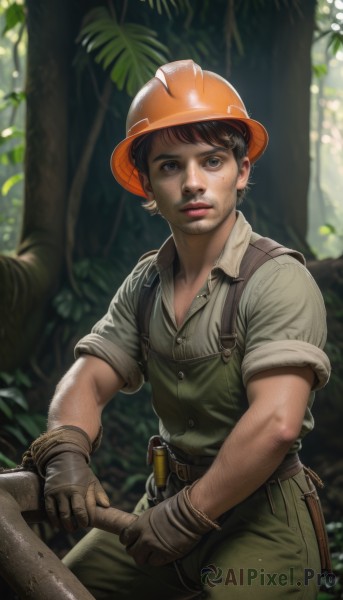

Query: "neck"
left=172, top=214, right=237, bottom=283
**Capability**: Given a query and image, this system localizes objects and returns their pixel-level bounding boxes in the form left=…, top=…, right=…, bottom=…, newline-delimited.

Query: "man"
left=27, top=60, right=331, bottom=599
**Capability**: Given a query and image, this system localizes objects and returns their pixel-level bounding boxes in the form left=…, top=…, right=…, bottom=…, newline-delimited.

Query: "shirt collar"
left=155, top=211, right=252, bottom=279
left=214, top=211, right=252, bottom=278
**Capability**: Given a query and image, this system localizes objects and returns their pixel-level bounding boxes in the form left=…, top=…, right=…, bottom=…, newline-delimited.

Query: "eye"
left=205, top=156, right=223, bottom=168
left=161, top=160, right=179, bottom=172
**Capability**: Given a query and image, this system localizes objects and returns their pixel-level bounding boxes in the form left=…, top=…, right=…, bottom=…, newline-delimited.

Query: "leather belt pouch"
left=303, top=476, right=332, bottom=573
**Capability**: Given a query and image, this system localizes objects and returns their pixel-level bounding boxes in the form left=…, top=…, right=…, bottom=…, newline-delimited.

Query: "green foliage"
left=0, top=121, right=24, bottom=249
left=0, top=90, right=26, bottom=110
left=166, top=27, right=217, bottom=66
left=1, top=171, right=22, bottom=194
left=140, top=0, right=184, bottom=19
left=236, top=0, right=301, bottom=20
left=0, top=370, right=45, bottom=468
left=309, top=1, right=343, bottom=259
left=78, top=6, right=170, bottom=96
left=328, top=31, right=343, bottom=55
left=49, top=256, right=125, bottom=345
left=315, top=0, right=343, bottom=57
left=313, top=63, right=328, bottom=78
left=0, top=123, right=24, bottom=144
left=319, top=223, right=337, bottom=236
left=1, top=1, right=25, bottom=35
left=0, top=124, right=25, bottom=196
left=0, top=5, right=26, bottom=253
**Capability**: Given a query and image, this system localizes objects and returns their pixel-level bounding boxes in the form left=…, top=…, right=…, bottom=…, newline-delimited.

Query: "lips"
left=181, top=202, right=212, bottom=218
left=181, top=202, right=212, bottom=211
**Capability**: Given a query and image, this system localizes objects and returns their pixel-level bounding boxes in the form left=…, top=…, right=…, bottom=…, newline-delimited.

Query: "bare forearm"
left=190, top=405, right=292, bottom=520
left=48, top=355, right=124, bottom=441
left=48, top=377, right=103, bottom=441
left=190, top=366, right=313, bottom=520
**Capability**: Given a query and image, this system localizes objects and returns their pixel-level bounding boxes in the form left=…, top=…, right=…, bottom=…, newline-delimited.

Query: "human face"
left=140, top=132, right=250, bottom=240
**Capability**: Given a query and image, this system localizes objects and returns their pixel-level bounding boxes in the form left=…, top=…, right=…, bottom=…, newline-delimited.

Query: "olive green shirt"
left=75, top=211, right=330, bottom=447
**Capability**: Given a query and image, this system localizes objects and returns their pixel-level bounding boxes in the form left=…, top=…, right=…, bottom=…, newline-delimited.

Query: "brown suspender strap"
left=137, top=268, right=160, bottom=342
left=136, top=249, right=159, bottom=349
left=219, top=237, right=305, bottom=357
left=137, top=267, right=160, bottom=378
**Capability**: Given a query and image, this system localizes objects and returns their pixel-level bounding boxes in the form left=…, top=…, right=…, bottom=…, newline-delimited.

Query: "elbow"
left=271, top=420, right=301, bottom=448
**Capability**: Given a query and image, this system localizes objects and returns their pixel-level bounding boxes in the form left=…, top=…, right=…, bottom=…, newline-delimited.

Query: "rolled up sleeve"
left=74, top=257, right=155, bottom=393
left=240, top=257, right=331, bottom=390
left=75, top=333, right=143, bottom=393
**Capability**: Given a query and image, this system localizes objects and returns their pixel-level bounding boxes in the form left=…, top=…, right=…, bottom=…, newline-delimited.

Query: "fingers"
left=119, top=521, right=154, bottom=566
left=119, top=521, right=139, bottom=546
left=45, top=493, right=89, bottom=531
left=45, top=493, right=79, bottom=532
left=94, top=482, right=110, bottom=508
left=125, top=538, right=149, bottom=566
left=123, top=533, right=168, bottom=567
left=71, top=492, right=90, bottom=528
left=45, top=494, right=61, bottom=530
left=44, top=479, right=110, bottom=531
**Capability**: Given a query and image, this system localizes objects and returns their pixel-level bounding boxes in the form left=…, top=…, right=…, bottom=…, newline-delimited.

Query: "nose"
left=181, top=162, right=206, bottom=196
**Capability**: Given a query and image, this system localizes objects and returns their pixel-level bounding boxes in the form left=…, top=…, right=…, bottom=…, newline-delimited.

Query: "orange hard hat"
left=111, top=60, right=268, bottom=198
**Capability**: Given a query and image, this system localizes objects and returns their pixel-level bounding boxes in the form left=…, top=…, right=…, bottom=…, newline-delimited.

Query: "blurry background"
left=0, top=1, right=342, bottom=598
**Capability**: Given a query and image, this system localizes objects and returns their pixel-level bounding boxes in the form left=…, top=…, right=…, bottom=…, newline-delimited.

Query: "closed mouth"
left=181, top=202, right=212, bottom=211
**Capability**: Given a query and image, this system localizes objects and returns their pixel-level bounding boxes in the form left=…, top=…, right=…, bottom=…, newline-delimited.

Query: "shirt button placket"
left=174, top=335, right=185, bottom=360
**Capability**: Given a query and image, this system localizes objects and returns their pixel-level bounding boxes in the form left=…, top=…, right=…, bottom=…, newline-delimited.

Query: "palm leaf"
left=166, top=27, right=217, bottom=65
left=141, top=0, right=177, bottom=19
left=79, top=8, right=169, bottom=96
left=141, top=0, right=193, bottom=20
left=328, top=31, right=343, bottom=56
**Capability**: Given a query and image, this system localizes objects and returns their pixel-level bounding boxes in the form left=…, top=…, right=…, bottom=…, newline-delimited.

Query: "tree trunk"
left=0, top=0, right=71, bottom=371
left=268, top=0, right=316, bottom=245
left=234, top=0, right=316, bottom=249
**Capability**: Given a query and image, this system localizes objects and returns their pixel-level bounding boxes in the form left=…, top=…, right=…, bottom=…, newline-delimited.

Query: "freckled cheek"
left=210, top=172, right=230, bottom=184
left=210, top=176, right=231, bottom=190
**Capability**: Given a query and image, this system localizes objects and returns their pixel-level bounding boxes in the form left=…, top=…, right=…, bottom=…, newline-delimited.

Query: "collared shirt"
left=75, top=212, right=330, bottom=398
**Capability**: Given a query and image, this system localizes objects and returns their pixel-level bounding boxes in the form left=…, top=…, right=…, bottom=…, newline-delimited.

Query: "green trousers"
left=63, top=469, right=321, bottom=599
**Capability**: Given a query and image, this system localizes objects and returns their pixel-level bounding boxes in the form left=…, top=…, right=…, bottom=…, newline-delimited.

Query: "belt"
left=166, top=445, right=302, bottom=484
left=267, top=452, right=302, bottom=482
left=167, top=452, right=209, bottom=482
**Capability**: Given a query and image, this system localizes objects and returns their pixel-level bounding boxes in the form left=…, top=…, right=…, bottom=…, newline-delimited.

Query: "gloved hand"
left=119, top=484, right=220, bottom=566
left=44, top=450, right=110, bottom=530
left=23, top=425, right=109, bottom=531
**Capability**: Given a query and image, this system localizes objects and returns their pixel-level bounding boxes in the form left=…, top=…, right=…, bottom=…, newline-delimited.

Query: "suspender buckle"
left=220, top=333, right=237, bottom=363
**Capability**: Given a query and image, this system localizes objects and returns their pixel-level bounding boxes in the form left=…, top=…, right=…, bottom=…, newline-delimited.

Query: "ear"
left=236, top=157, right=251, bottom=190
left=139, top=172, right=155, bottom=200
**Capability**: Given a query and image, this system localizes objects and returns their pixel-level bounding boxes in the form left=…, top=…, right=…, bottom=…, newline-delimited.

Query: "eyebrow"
left=151, top=146, right=229, bottom=163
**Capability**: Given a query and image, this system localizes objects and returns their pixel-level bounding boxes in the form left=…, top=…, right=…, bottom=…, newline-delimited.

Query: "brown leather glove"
left=119, top=484, right=220, bottom=566
left=24, top=425, right=109, bottom=531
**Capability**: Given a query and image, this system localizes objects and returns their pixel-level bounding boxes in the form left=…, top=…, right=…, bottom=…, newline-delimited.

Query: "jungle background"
left=0, top=0, right=342, bottom=598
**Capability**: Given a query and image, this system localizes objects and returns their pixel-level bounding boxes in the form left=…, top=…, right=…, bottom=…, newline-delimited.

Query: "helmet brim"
left=111, top=115, right=268, bottom=198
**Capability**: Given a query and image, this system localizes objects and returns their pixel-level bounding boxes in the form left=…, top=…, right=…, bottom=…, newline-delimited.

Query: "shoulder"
left=244, top=252, right=322, bottom=304
left=237, top=251, right=327, bottom=350
left=238, top=231, right=321, bottom=308
left=138, top=249, right=159, bottom=262
left=124, top=249, right=159, bottom=293
left=237, top=242, right=330, bottom=389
